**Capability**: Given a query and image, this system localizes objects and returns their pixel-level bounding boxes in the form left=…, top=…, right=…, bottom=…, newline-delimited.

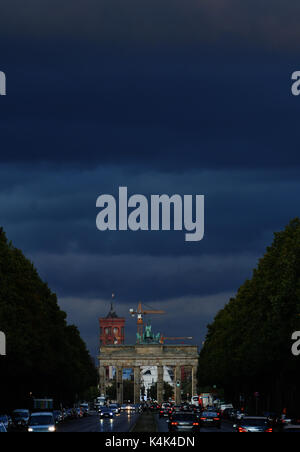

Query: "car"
left=234, top=410, right=247, bottom=421
left=7, top=416, right=13, bottom=429
left=109, top=404, right=120, bottom=415
left=99, top=407, right=114, bottom=419
left=53, top=410, right=63, bottom=424
left=222, top=407, right=235, bottom=419
left=283, top=419, right=300, bottom=432
left=121, top=403, right=136, bottom=413
left=0, top=415, right=9, bottom=430
left=234, top=416, right=273, bottom=432
left=12, top=409, right=30, bottom=429
left=200, top=410, right=221, bottom=429
left=28, top=412, right=56, bottom=433
left=168, top=413, right=201, bottom=432
left=74, top=407, right=83, bottom=418
left=159, top=407, right=173, bottom=418
left=161, top=402, right=171, bottom=409
left=120, top=403, right=132, bottom=412
left=0, top=423, right=7, bottom=433
left=149, top=403, right=159, bottom=411
left=80, top=403, right=89, bottom=415
left=171, top=405, right=183, bottom=415
left=263, top=412, right=282, bottom=431
left=180, top=404, right=191, bottom=412
left=220, top=403, right=234, bottom=412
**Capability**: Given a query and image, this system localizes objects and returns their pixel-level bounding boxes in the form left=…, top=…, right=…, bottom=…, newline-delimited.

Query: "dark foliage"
left=198, top=218, right=300, bottom=415
left=0, top=228, right=97, bottom=411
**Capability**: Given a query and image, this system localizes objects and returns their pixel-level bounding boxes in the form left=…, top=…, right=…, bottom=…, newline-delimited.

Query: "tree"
left=198, top=218, right=300, bottom=414
left=0, top=227, right=97, bottom=410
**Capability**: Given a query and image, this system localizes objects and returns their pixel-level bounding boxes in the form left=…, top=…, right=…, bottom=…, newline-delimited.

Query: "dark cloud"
left=1, top=1, right=300, bottom=357
left=1, top=0, right=300, bottom=52
left=0, top=46, right=299, bottom=170
left=1, top=164, right=299, bottom=258
left=29, top=251, right=257, bottom=302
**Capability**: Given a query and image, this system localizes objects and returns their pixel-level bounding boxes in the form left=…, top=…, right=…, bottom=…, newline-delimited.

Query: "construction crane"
left=159, top=336, right=193, bottom=345
left=129, top=302, right=165, bottom=338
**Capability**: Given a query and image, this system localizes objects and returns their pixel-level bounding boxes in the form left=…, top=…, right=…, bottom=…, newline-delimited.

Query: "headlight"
left=28, top=427, right=33, bottom=432
left=48, top=426, right=56, bottom=432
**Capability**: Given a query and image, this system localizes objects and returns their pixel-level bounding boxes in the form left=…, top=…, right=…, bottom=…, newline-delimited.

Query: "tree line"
left=198, top=218, right=300, bottom=415
left=0, top=227, right=97, bottom=410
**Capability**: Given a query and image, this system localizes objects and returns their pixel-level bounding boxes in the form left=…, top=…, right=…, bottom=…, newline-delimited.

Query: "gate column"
left=157, top=365, right=164, bottom=404
left=134, top=367, right=141, bottom=404
left=116, top=367, right=123, bottom=405
left=175, top=365, right=182, bottom=405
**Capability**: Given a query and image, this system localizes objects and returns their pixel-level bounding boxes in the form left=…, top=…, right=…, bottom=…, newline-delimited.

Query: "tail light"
left=200, top=417, right=206, bottom=420
left=171, top=422, right=178, bottom=426
left=238, top=427, right=247, bottom=432
left=265, top=428, right=273, bottom=432
left=193, top=422, right=199, bottom=426
left=214, top=418, right=220, bottom=421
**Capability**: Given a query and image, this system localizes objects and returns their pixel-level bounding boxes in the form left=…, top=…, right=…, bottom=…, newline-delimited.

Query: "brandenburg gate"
left=98, top=344, right=199, bottom=405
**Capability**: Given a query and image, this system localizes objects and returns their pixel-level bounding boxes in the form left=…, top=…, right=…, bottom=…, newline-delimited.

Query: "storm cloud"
left=1, top=1, right=300, bottom=357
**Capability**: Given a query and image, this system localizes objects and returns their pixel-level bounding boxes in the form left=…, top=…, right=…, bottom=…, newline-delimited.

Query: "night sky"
left=1, top=1, right=300, bottom=359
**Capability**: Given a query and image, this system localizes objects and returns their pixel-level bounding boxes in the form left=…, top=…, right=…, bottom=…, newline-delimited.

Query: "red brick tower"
left=100, top=301, right=125, bottom=346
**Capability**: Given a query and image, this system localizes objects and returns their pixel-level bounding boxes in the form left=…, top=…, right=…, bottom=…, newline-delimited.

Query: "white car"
left=0, top=423, right=7, bottom=433
left=28, top=412, right=56, bottom=433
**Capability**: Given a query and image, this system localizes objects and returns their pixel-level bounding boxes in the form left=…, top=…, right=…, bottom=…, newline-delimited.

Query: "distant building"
left=100, top=303, right=125, bottom=346
left=100, top=302, right=125, bottom=380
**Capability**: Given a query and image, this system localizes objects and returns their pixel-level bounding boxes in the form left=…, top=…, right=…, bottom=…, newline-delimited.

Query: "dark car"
left=12, top=409, right=30, bottom=430
left=159, top=407, right=173, bottom=418
left=171, top=405, right=183, bottom=415
left=149, top=403, right=159, bottom=412
left=200, top=410, right=221, bottom=429
left=190, top=404, right=202, bottom=415
left=234, top=416, right=273, bottom=432
left=180, top=404, right=192, bottom=412
left=99, top=407, right=114, bottom=419
left=53, top=410, right=63, bottom=424
left=109, top=404, right=120, bottom=415
left=168, top=413, right=201, bottom=432
left=283, top=418, right=300, bottom=432
left=222, top=408, right=235, bottom=419
left=263, top=412, right=282, bottom=431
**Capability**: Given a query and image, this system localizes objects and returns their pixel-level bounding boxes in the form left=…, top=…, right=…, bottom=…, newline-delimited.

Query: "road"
left=57, top=411, right=235, bottom=432
left=155, top=414, right=235, bottom=433
left=57, top=411, right=141, bottom=433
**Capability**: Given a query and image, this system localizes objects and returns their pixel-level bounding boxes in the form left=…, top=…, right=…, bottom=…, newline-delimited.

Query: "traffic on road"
left=1, top=396, right=300, bottom=432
